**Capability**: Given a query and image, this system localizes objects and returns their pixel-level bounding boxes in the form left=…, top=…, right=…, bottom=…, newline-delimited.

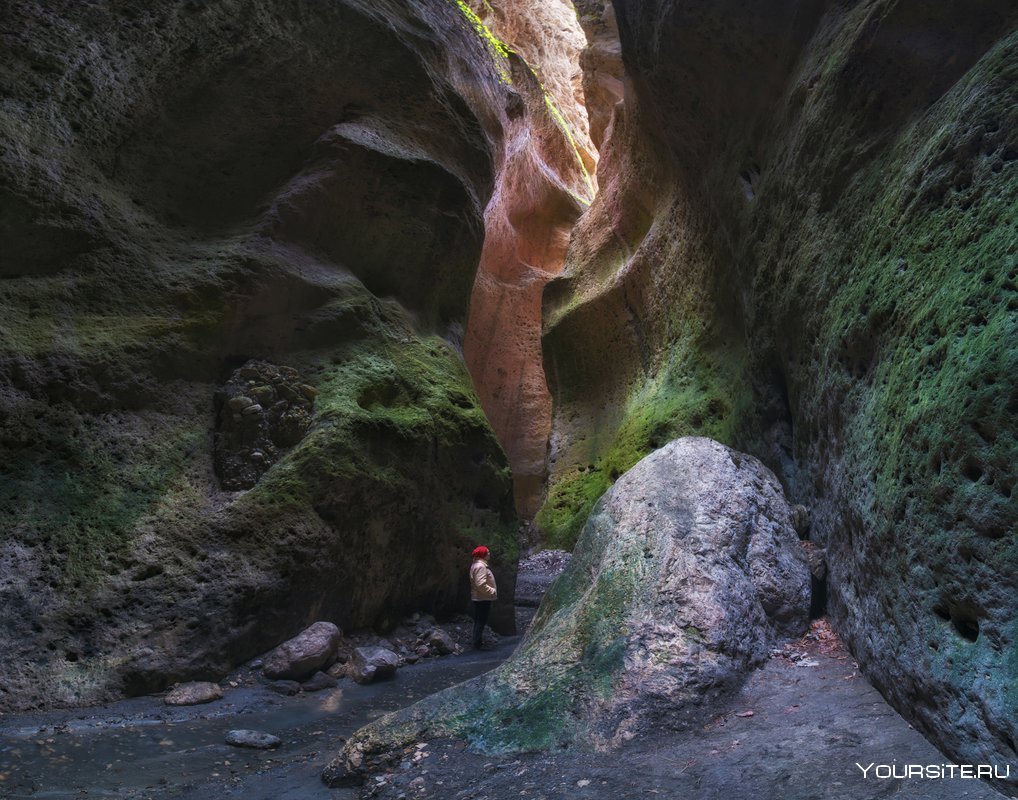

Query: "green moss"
left=454, top=0, right=512, bottom=83
left=0, top=409, right=203, bottom=587
left=537, top=339, right=751, bottom=548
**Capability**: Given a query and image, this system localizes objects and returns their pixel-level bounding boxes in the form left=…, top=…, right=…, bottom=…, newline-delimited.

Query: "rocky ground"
left=351, top=620, right=1005, bottom=800
left=0, top=554, right=1008, bottom=799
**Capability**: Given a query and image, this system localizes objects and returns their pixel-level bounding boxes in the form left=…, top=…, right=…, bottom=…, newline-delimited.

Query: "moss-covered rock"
left=0, top=0, right=524, bottom=711
left=537, top=0, right=1017, bottom=789
left=324, top=438, right=808, bottom=781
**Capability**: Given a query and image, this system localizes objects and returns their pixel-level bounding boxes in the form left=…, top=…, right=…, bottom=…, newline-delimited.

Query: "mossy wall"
left=0, top=0, right=522, bottom=711
left=538, top=0, right=1017, bottom=785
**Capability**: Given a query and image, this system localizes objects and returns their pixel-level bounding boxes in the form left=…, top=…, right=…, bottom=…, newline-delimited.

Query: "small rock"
left=298, top=383, right=318, bottom=401
left=163, top=682, right=223, bottom=706
left=301, top=671, right=338, bottom=692
left=349, top=646, right=399, bottom=684
left=241, top=403, right=263, bottom=415
left=425, top=629, right=456, bottom=656
left=227, top=395, right=253, bottom=412
left=225, top=729, right=281, bottom=750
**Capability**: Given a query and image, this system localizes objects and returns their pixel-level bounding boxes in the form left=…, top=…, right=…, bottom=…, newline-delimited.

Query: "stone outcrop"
left=214, top=360, right=316, bottom=490
left=537, top=0, right=1018, bottom=791
left=324, top=438, right=809, bottom=778
left=0, top=0, right=528, bottom=711
left=460, top=0, right=598, bottom=517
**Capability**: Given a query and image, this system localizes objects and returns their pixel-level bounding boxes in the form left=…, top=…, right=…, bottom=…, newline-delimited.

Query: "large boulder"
left=261, top=622, right=342, bottom=681
left=323, top=438, right=809, bottom=783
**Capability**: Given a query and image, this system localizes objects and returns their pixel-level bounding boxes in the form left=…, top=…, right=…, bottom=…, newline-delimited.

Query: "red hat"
left=472, top=546, right=489, bottom=559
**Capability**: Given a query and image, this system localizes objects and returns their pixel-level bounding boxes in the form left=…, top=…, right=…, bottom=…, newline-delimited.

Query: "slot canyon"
left=0, top=1, right=1015, bottom=798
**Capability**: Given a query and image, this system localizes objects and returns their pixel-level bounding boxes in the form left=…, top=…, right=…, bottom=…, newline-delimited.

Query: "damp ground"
left=0, top=550, right=1008, bottom=800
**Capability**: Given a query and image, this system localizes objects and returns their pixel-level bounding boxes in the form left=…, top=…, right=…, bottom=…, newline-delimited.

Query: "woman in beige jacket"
left=470, top=546, right=497, bottom=649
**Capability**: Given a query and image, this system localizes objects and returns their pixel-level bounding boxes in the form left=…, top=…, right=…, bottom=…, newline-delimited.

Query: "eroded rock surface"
left=460, top=0, right=599, bottom=516
left=163, top=681, right=223, bottom=707
left=537, top=0, right=1018, bottom=788
left=0, top=0, right=524, bottom=711
left=214, top=360, right=315, bottom=490
left=325, top=438, right=809, bottom=777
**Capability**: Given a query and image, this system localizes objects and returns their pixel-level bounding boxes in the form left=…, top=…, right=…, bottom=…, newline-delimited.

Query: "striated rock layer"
left=0, top=0, right=535, bottom=710
left=461, top=0, right=597, bottom=517
left=539, top=0, right=1017, bottom=791
left=324, top=438, right=809, bottom=781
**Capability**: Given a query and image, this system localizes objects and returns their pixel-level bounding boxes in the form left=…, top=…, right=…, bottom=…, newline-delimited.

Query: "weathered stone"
left=225, top=729, right=282, bottom=750
left=801, top=542, right=827, bottom=582
left=163, top=681, right=223, bottom=706
left=461, top=0, right=597, bottom=518
left=348, top=647, right=399, bottom=685
left=534, top=2, right=1017, bottom=790
left=262, top=621, right=342, bottom=681
left=227, top=396, right=254, bottom=413
left=330, top=438, right=809, bottom=766
left=0, top=0, right=519, bottom=715
left=424, top=630, right=455, bottom=656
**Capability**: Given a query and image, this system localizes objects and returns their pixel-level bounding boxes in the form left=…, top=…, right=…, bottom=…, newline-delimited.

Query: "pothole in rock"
left=213, top=359, right=317, bottom=490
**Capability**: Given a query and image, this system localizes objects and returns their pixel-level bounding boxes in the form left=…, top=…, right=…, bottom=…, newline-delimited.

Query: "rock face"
left=261, top=622, right=342, bottom=681
left=214, top=360, right=316, bottom=490
left=460, top=0, right=598, bottom=517
left=537, top=0, right=1018, bottom=791
left=0, top=0, right=526, bottom=711
left=326, top=438, right=809, bottom=772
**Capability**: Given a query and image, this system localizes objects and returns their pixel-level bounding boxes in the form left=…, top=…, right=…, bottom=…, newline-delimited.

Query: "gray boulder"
left=262, top=621, right=342, bottom=680
left=349, top=646, right=399, bottom=684
left=327, top=437, right=810, bottom=776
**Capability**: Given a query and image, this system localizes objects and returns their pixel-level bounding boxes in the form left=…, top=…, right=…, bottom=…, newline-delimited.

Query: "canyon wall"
left=0, top=0, right=527, bottom=710
left=461, top=0, right=596, bottom=517
left=539, top=0, right=1017, bottom=788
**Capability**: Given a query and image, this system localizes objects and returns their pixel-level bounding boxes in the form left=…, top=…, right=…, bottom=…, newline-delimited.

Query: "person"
left=469, top=545, right=497, bottom=649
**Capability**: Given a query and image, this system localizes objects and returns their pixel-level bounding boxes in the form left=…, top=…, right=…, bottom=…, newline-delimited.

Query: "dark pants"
left=472, top=600, right=492, bottom=648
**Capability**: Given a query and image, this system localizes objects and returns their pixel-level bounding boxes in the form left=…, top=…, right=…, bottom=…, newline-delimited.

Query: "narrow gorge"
left=0, top=0, right=1015, bottom=798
